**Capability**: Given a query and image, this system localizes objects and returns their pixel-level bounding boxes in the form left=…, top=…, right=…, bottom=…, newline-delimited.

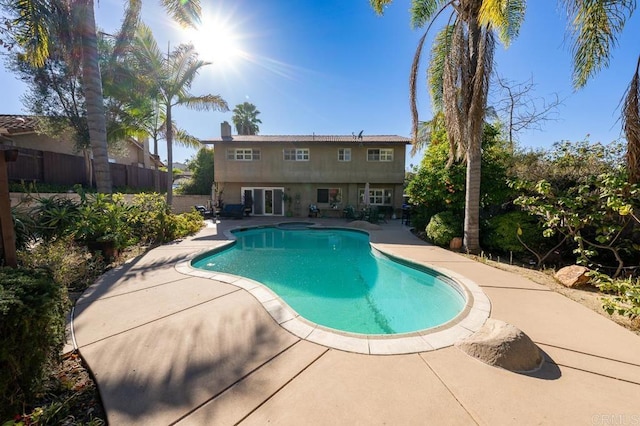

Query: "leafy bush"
left=515, top=169, right=639, bottom=277
left=127, top=193, right=173, bottom=245
left=17, top=237, right=105, bottom=292
left=406, top=121, right=512, bottom=217
left=482, top=211, right=544, bottom=254
left=126, top=194, right=203, bottom=244
left=0, top=268, right=68, bottom=419
left=163, top=210, right=204, bottom=241
left=11, top=208, right=36, bottom=250
left=407, top=204, right=434, bottom=234
left=510, top=140, right=624, bottom=191
left=74, top=192, right=135, bottom=250
left=177, top=148, right=214, bottom=195
left=426, top=211, right=463, bottom=247
left=32, top=195, right=80, bottom=242
left=590, top=271, right=640, bottom=321
left=8, top=181, right=91, bottom=194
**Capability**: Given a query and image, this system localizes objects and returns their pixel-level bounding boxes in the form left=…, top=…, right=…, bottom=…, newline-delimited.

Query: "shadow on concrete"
left=83, top=307, right=297, bottom=425
left=75, top=251, right=193, bottom=305
left=519, top=349, right=562, bottom=380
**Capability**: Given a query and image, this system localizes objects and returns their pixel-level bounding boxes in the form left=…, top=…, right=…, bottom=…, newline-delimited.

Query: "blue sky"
left=1, top=0, right=638, bottom=167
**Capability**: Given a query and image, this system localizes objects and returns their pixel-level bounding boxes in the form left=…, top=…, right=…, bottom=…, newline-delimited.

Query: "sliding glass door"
left=242, top=187, right=284, bottom=216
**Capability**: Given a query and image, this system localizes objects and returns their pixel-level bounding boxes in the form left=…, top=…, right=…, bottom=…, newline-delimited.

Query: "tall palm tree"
left=373, top=0, right=524, bottom=253
left=372, top=0, right=635, bottom=252
left=232, top=102, right=262, bottom=135
left=5, top=0, right=203, bottom=193
left=623, top=56, right=640, bottom=184
left=564, top=0, right=637, bottom=184
left=133, top=24, right=228, bottom=206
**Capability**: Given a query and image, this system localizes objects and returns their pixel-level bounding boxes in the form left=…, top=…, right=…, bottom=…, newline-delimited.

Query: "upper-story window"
left=367, top=148, right=393, bottom=161
left=227, top=148, right=260, bottom=161
left=338, top=148, right=351, bottom=162
left=284, top=148, right=309, bottom=161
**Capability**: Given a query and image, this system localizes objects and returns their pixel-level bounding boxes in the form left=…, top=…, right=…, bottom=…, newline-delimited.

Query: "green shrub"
left=17, top=237, right=105, bottom=292
left=74, top=193, right=135, bottom=250
left=32, top=195, right=80, bottom=242
left=482, top=211, right=544, bottom=254
left=0, top=268, right=69, bottom=419
left=426, top=211, right=462, bottom=247
left=408, top=204, right=436, bottom=233
left=177, top=148, right=214, bottom=195
left=12, top=208, right=36, bottom=250
left=127, top=193, right=173, bottom=245
left=164, top=210, right=204, bottom=241
left=590, top=271, right=640, bottom=321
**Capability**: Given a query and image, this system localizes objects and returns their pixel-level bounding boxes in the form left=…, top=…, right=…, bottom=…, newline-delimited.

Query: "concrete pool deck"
left=72, top=218, right=640, bottom=425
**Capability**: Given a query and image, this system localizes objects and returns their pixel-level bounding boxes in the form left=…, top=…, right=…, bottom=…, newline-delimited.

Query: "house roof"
left=201, top=134, right=411, bottom=145
left=1, top=113, right=165, bottom=166
left=0, top=115, right=38, bottom=135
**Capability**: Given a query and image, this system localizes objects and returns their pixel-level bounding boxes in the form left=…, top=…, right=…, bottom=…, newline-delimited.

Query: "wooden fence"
left=6, top=147, right=167, bottom=190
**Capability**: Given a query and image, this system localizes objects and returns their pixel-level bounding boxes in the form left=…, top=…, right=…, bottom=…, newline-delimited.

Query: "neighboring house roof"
left=202, top=134, right=411, bottom=144
left=0, top=114, right=38, bottom=135
left=0, top=113, right=164, bottom=167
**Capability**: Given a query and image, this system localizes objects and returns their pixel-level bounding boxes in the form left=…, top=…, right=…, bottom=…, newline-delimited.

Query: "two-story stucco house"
left=202, top=122, right=410, bottom=217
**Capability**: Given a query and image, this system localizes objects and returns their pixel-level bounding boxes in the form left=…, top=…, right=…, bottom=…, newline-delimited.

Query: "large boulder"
left=456, top=319, right=543, bottom=372
left=554, top=265, right=590, bottom=288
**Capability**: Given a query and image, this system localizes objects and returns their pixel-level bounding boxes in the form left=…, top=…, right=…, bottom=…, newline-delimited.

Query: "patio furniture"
left=219, top=204, right=245, bottom=219
left=194, top=205, right=213, bottom=218
left=401, top=205, right=411, bottom=225
left=309, top=204, right=319, bottom=217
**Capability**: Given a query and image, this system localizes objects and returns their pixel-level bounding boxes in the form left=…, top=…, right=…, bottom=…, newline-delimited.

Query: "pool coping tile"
left=175, top=226, right=492, bottom=355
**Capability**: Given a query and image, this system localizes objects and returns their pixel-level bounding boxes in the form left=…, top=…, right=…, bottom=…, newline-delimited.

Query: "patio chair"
left=194, top=205, right=213, bottom=218
left=309, top=204, right=319, bottom=218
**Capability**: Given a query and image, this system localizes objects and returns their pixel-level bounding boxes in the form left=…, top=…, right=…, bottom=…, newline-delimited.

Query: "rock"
left=455, top=319, right=543, bottom=372
left=449, top=237, right=463, bottom=251
left=554, top=265, right=590, bottom=288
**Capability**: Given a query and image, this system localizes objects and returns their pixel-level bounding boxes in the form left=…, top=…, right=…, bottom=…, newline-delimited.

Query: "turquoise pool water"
left=191, top=226, right=466, bottom=335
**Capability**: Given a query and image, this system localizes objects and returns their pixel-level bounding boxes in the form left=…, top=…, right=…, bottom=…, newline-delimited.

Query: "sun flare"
left=184, top=15, right=242, bottom=66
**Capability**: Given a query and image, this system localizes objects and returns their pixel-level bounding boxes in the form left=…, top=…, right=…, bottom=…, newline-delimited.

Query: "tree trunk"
left=0, top=153, right=17, bottom=267
left=75, top=0, right=112, bottom=193
left=153, top=137, right=160, bottom=192
left=166, top=105, right=173, bottom=206
left=464, top=139, right=482, bottom=253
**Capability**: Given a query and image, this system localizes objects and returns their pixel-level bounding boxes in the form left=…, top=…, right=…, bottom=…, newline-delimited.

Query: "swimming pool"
left=191, top=225, right=466, bottom=335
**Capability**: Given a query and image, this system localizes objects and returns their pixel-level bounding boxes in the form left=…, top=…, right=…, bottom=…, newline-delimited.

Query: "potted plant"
left=283, top=192, right=293, bottom=216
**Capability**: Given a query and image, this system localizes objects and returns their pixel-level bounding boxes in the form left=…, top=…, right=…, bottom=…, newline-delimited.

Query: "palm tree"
left=372, top=0, right=635, bottom=252
left=232, top=102, right=262, bottom=135
left=623, top=56, right=640, bottom=184
left=133, top=24, right=228, bottom=206
left=5, top=0, right=203, bottom=193
left=372, top=0, right=524, bottom=252
left=563, top=0, right=637, bottom=184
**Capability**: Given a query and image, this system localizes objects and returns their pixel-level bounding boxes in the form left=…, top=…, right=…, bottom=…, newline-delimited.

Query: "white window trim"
left=227, top=148, right=260, bottom=161
left=359, top=187, right=392, bottom=205
left=367, top=148, right=394, bottom=162
left=338, top=148, right=351, bottom=162
left=284, top=148, right=310, bottom=161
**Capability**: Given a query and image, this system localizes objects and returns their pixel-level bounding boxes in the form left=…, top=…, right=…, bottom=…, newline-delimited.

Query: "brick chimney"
left=221, top=121, right=232, bottom=138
